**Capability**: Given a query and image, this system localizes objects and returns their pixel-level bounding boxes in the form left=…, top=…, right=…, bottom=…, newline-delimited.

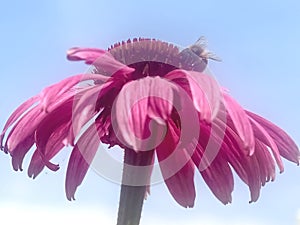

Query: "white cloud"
left=0, top=203, right=114, bottom=225
left=0, top=202, right=279, bottom=225
left=296, top=209, right=300, bottom=225
left=141, top=214, right=267, bottom=225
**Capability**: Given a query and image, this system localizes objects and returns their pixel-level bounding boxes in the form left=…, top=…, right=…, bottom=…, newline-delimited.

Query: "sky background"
left=1, top=0, right=300, bottom=224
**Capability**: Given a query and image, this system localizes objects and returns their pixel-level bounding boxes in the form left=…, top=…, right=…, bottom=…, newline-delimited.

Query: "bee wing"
left=205, top=52, right=222, bottom=61
left=195, top=36, right=222, bottom=61
left=194, top=36, right=208, bottom=48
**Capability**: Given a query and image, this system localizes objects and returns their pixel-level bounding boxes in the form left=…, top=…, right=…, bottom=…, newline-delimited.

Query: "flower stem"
left=116, top=148, right=154, bottom=225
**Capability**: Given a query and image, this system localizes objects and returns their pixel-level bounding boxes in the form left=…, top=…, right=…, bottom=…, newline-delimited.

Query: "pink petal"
left=156, top=120, right=195, bottom=208
left=67, top=47, right=135, bottom=76
left=222, top=91, right=255, bottom=155
left=1, top=95, right=39, bottom=151
left=6, top=88, right=78, bottom=155
left=193, top=122, right=234, bottom=204
left=165, top=69, right=221, bottom=122
left=5, top=106, right=44, bottom=154
left=67, top=47, right=107, bottom=64
left=65, top=123, right=101, bottom=200
left=148, top=79, right=174, bottom=123
left=27, top=148, right=60, bottom=176
left=247, top=111, right=300, bottom=164
left=248, top=116, right=284, bottom=172
left=11, top=134, right=35, bottom=171
left=28, top=98, right=74, bottom=178
left=1, top=74, right=106, bottom=148
left=2, top=74, right=106, bottom=151
left=196, top=151, right=234, bottom=204
left=6, top=105, right=54, bottom=171
left=254, top=140, right=276, bottom=185
left=67, top=82, right=112, bottom=146
left=40, top=74, right=108, bottom=112
left=5, top=83, right=88, bottom=170
left=220, top=123, right=261, bottom=202
left=114, top=76, right=175, bottom=151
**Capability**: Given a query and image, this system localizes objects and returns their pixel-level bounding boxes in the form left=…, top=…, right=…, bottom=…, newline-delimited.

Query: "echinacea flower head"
left=1, top=37, right=299, bottom=224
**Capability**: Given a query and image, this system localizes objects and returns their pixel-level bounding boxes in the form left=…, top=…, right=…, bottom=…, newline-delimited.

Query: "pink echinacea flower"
left=1, top=37, right=299, bottom=225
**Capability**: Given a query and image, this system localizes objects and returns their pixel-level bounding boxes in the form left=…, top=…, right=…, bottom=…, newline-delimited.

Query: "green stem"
left=116, top=148, right=154, bottom=225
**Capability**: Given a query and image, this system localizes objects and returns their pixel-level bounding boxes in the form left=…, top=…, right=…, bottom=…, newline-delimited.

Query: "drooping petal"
left=219, top=122, right=261, bottom=202
left=165, top=69, right=221, bottom=122
left=114, top=76, right=175, bottom=151
left=67, top=47, right=107, bottom=64
left=28, top=97, right=74, bottom=178
left=196, top=151, right=234, bottom=204
left=65, top=123, right=101, bottom=200
left=156, top=120, right=195, bottom=208
left=1, top=95, right=39, bottom=151
left=28, top=148, right=60, bottom=176
left=253, top=140, right=276, bottom=185
left=222, top=91, right=255, bottom=155
left=5, top=86, right=73, bottom=154
left=6, top=104, right=57, bottom=171
left=193, top=121, right=234, bottom=204
left=147, top=79, right=174, bottom=123
left=1, top=75, right=105, bottom=150
left=247, top=111, right=300, bottom=164
left=40, top=73, right=108, bottom=112
left=4, top=77, right=98, bottom=169
left=5, top=106, right=44, bottom=158
left=67, top=82, right=113, bottom=146
left=248, top=116, right=284, bottom=172
left=67, top=47, right=135, bottom=76
left=11, top=134, right=35, bottom=171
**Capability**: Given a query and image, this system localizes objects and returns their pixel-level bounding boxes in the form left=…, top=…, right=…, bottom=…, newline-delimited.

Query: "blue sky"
left=1, top=0, right=300, bottom=224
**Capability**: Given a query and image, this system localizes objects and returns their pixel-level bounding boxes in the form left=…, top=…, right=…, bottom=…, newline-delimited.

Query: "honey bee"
left=188, top=36, right=222, bottom=62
